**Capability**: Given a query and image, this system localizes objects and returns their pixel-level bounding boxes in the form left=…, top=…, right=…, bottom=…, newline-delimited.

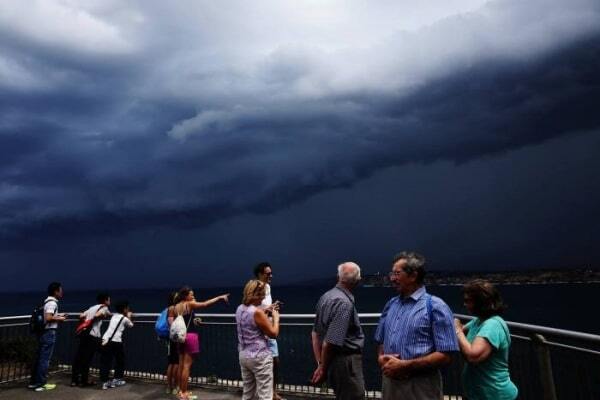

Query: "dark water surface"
left=1, top=283, right=598, bottom=333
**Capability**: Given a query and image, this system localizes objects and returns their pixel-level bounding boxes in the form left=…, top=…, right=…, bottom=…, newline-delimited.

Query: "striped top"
left=374, top=286, right=458, bottom=359
left=235, top=304, right=270, bottom=359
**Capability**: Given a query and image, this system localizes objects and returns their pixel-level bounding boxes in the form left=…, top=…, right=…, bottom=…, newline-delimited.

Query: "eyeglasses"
left=388, top=269, right=411, bottom=277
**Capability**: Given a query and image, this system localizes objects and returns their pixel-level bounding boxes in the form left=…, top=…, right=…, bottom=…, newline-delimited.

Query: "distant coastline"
left=361, top=268, right=600, bottom=287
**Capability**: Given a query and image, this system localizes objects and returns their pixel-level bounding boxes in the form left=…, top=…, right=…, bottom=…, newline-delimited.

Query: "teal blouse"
left=462, top=316, right=518, bottom=400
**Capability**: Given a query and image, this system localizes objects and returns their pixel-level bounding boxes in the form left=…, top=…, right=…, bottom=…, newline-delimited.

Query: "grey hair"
left=393, top=251, right=426, bottom=283
left=337, top=262, right=361, bottom=284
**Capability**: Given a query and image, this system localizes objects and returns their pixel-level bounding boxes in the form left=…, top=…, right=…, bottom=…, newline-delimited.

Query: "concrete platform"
left=0, top=372, right=316, bottom=400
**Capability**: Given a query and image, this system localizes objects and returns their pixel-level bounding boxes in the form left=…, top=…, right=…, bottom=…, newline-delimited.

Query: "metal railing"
left=1, top=313, right=599, bottom=399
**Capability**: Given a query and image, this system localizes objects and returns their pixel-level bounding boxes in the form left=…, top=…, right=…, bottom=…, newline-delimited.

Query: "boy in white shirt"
left=71, top=293, right=111, bottom=387
left=100, top=301, right=134, bottom=389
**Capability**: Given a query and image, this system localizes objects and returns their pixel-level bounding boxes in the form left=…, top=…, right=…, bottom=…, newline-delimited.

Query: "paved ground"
left=0, top=372, right=316, bottom=400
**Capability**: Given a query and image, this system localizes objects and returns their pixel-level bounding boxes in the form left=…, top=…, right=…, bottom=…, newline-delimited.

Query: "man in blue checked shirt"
left=312, top=262, right=365, bottom=400
left=374, top=251, right=458, bottom=400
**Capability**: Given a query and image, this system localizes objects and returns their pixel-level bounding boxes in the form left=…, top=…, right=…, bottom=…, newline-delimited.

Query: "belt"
left=337, top=347, right=362, bottom=355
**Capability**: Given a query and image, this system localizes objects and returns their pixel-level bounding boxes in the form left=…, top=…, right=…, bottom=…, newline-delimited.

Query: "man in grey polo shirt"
left=311, top=262, right=365, bottom=400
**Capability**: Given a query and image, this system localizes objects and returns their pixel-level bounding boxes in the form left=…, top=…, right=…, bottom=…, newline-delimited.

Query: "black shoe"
left=70, top=382, right=78, bottom=387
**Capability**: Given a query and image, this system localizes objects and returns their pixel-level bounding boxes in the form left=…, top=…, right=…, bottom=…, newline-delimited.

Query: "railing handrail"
left=2, top=312, right=599, bottom=344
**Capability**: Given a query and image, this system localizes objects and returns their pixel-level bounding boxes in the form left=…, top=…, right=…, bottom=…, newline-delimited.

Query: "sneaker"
left=27, top=383, right=39, bottom=390
left=114, top=379, right=126, bottom=387
left=109, top=379, right=116, bottom=388
left=102, top=382, right=110, bottom=390
left=34, top=383, right=57, bottom=392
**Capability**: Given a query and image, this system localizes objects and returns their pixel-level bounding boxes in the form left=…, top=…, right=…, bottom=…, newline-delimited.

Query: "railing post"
left=531, top=334, right=557, bottom=400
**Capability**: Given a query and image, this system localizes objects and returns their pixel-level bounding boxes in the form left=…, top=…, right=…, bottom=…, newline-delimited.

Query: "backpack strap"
left=426, top=294, right=433, bottom=324
left=42, top=299, right=58, bottom=328
left=426, top=294, right=435, bottom=345
left=177, top=303, right=193, bottom=330
left=43, top=299, right=58, bottom=312
left=186, top=306, right=193, bottom=330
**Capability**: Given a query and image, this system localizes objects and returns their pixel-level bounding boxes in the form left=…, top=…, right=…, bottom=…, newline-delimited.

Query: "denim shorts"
left=267, top=338, right=278, bottom=357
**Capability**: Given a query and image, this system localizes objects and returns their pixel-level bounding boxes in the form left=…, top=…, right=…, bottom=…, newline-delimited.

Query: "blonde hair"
left=242, top=279, right=266, bottom=305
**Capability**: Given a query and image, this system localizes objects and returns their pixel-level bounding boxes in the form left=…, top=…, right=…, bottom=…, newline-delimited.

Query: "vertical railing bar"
left=532, top=334, right=558, bottom=400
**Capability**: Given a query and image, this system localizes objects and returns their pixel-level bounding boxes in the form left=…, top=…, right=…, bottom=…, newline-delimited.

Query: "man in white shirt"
left=71, top=292, right=111, bottom=387
left=254, top=262, right=283, bottom=400
left=28, top=282, right=66, bottom=392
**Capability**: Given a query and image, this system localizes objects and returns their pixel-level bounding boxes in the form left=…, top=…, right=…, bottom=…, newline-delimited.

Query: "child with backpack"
left=100, top=301, right=134, bottom=390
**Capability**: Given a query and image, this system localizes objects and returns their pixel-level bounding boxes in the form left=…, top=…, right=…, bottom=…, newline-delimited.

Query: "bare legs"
left=167, top=363, right=179, bottom=392
left=179, top=352, right=194, bottom=398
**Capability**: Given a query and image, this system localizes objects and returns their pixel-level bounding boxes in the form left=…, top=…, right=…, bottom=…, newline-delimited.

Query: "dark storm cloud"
left=1, top=0, right=599, bottom=246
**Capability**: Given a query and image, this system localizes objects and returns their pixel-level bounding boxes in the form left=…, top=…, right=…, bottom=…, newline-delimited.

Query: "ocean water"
left=1, top=283, right=598, bottom=333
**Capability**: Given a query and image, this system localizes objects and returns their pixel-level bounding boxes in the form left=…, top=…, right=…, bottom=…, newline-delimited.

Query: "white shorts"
left=267, top=338, right=278, bottom=357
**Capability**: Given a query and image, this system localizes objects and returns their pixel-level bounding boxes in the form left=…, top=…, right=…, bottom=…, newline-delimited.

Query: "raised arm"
left=455, top=318, right=493, bottom=364
left=45, top=312, right=66, bottom=323
left=254, top=308, right=279, bottom=338
left=189, top=293, right=230, bottom=309
left=95, top=306, right=111, bottom=319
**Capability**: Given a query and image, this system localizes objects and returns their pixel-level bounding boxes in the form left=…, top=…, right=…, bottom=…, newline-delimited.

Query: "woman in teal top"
left=454, top=280, right=518, bottom=400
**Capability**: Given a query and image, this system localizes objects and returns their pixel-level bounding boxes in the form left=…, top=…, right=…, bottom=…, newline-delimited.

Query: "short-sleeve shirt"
left=374, top=286, right=458, bottom=359
left=102, top=313, right=133, bottom=343
left=313, top=285, right=364, bottom=351
left=462, top=316, right=518, bottom=400
left=261, top=283, right=272, bottom=307
left=43, top=296, right=59, bottom=330
left=83, top=304, right=110, bottom=338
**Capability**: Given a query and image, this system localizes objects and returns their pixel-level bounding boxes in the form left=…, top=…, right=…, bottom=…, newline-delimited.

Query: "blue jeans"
left=31, top=329, right=56, bottom=386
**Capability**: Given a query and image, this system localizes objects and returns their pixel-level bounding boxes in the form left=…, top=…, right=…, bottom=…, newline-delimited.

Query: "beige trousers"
left=239, top=354, right=274, bottom=400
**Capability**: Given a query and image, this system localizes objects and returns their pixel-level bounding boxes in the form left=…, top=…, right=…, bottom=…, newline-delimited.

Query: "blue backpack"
left=155, top=308, right=170, bottom=339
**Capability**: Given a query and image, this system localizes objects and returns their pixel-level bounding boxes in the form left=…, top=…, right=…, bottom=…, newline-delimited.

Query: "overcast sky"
left=1, top=0, right=599, bottom=291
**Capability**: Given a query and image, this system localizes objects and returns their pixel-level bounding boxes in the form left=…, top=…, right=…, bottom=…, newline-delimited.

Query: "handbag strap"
left=106, top=316, right=125, bottom=343
left=92, top=305, right=107, bottom=320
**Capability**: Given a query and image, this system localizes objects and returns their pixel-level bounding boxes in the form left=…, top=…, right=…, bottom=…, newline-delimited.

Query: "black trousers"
left=100, top=342, right=125, bottom=382
left=71, top=334, right=101, bottom=384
